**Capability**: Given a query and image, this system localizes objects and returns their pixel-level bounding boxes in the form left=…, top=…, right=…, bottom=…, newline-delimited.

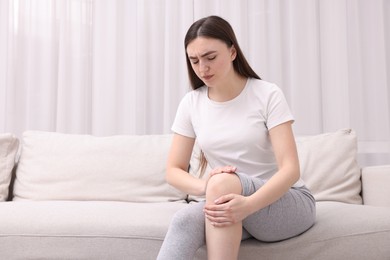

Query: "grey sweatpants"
left=157, top=173, right=316, bottom=260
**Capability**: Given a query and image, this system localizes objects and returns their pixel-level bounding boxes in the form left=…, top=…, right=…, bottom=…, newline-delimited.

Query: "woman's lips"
left=202, top=75, right=213, bottom=81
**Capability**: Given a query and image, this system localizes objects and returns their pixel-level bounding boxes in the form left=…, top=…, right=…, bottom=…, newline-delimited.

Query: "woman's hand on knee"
left=204, top=194, right=251, bottom=227
left=209, top=165, right=237, bottom=176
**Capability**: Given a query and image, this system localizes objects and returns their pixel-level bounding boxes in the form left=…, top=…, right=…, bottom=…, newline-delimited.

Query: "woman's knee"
left=206, top=173, right=242, bottom=200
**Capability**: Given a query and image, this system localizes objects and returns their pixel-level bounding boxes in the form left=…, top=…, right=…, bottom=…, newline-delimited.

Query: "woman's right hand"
left=209, top=165, right=237, bottom=177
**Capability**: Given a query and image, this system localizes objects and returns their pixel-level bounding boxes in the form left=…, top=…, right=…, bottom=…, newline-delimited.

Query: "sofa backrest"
left=1, top=129, right=362, bottom=204
left=12, top=131, right=187, bottom=202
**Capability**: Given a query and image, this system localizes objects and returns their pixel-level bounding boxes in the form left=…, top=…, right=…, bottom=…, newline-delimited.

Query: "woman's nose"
left=199, top=61, right=209, bottom=73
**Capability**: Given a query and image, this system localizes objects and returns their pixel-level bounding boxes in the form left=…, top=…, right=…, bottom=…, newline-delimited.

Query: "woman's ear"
left=230, top=45, right=237, bottom=61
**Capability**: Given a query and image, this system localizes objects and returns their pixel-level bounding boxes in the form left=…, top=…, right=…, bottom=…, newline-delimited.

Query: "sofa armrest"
left=361, top=165, right=390, bottom=207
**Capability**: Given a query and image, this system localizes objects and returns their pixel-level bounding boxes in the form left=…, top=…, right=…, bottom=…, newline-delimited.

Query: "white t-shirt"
left=172, top=78, right=304, bottom=186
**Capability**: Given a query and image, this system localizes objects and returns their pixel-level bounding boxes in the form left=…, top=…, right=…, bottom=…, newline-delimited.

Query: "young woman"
left=157, top=15, right=316, bottom=260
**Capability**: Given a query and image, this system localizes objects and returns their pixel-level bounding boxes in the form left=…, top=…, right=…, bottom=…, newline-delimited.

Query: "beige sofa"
left=0, top=129, right=389, bottom=259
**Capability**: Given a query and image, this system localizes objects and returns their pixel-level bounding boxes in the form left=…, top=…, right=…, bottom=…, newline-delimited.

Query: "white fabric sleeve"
left=266, top=86, right=295, bottom=130
left=171, top=93, right=196, bottom=138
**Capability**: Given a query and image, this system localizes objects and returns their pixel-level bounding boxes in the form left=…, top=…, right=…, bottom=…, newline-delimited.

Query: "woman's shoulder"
left=192, top=85, right=208, bottom=94
left=183, top=85, right=207, bottom=100
left=178, top=86, right=207, bottom=108
left=248, top=78, right=284, bottom=96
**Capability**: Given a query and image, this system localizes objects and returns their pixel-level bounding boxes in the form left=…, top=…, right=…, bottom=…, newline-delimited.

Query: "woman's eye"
left=208, top=56, right=216, bottom=60
left=191, top=60, right=199, bottom=64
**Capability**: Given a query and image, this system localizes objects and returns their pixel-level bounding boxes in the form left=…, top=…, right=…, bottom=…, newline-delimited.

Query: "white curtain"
left=0, top=0, right=389, bottom=165
left=0, top=0, right=193, bottom=136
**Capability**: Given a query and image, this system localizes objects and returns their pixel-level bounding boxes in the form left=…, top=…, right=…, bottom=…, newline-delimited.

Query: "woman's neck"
left=208, top=74, right=248, bottom=102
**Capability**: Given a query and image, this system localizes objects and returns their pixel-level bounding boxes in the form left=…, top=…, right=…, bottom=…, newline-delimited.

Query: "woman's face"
left=186, top=37, right=236, bottom=87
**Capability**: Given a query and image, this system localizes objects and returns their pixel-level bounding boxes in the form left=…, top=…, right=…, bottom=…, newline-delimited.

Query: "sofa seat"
left=0, top=200, right=389, bottom=260
left=198, top=201, right=390, bottom=259
left=0, top=201, right=187, bottom=259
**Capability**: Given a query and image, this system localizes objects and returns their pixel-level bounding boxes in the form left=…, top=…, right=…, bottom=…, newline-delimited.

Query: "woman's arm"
left=245, top=121, right=300, bottom=213
left=166, top=133, right=207, bottom=196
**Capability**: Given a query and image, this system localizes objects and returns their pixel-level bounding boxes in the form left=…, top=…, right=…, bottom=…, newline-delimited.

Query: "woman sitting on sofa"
left=157, top=15, right=316, bottom=260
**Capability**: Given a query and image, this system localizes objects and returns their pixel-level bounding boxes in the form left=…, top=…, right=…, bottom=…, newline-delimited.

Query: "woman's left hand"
left=203, top=194, right=252, bottom=227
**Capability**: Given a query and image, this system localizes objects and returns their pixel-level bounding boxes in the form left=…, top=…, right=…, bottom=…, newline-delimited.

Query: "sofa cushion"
left=0, top=200, right=188, bottom=259
left=296, top=129, right=362, bottom=204
left=13, top=131, right=187, bottom=202
left=0, top=133, right=19, bottom=201
left=0, top=201, right=389, bottom=259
